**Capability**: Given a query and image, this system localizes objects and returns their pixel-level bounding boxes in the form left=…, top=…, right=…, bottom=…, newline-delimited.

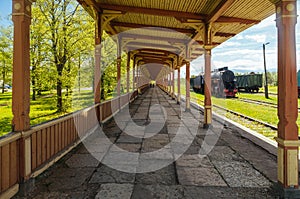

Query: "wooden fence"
left=0, top=89, right=143, bottom=198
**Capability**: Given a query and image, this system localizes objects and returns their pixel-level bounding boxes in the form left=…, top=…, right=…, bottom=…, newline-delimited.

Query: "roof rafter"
left=126, top=42, right=180, bottom=52
left=121, top=33, right=190, bottom=44
left=98, top=3, right=206, bottom=20
left=206, top=0, right=235, bottom=23
left=110, top=22, right=195, bottom=34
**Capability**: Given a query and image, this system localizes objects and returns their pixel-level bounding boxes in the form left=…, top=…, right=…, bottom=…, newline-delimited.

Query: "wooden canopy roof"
left=78, top=0, right=275, bottom=69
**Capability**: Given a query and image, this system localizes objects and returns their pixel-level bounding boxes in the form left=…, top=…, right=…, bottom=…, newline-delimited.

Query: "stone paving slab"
left=95, top=183, right=134, bottom=199
left=183, top=186, right=275, bottom=199
left=177, top=167, right=227, bottom=186
left=136, top=164, right=177, bottom=185
left=89, top=165, right=135, bottom=184
left=132, top=185, right=184, bottom=199
left=14, top=87, right=279, bottom=198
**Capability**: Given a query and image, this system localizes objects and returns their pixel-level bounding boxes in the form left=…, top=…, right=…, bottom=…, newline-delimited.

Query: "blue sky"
left=191, top=1, right=300, bottom=75
left=1, top=1, right=299, bottom=75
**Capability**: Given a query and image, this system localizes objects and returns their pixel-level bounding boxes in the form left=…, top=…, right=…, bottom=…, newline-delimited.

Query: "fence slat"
left=50, top=126, right=55, bottom=157
left=46, top=127, right=51, bottom=160
left=31, top=133, right=37, bottom=170
left=41, top=129, right=47, bottom=163
left=58, top=123, right=62, bottom=151
left=55, top=124, right=59, bottom=154
left=9, top=141, right=18, bottom=186
left=1, top=144, right=10, bottom=191
left=36, top=131, right=42, bottom=167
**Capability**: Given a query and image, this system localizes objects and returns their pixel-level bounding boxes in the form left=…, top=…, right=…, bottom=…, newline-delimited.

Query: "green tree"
left=33, top=0, right=94, bottom=112
left=0, top=26, right=13, bottom=94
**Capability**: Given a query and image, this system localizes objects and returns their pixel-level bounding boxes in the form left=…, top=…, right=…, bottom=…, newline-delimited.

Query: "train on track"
left=235, top=73, right=263, bottom=93
left=191, top=67, right=238, bottom=98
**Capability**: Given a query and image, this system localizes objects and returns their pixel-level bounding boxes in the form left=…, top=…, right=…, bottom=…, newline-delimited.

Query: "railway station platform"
left=13, top=87, right=280, bottom=198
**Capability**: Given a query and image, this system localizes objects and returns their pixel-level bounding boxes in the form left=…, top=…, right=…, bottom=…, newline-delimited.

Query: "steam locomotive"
left=191, top=67, right=238, bottom=97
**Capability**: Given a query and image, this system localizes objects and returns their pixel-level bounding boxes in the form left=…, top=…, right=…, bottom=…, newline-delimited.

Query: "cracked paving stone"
left=212, top=161, right=272, bottom=187
left=132, top=185, right=184, bottom=199
left=95, top=183, right=134, bottom=199
left=89, top=165, right=135, bottom=184
left=136, top=164, right=176, bottom=185
left=176, top=155, right=213, bottom=168
left=177, top=167, right=227, bottom=186
left=65, top=154, right=100, bottom=168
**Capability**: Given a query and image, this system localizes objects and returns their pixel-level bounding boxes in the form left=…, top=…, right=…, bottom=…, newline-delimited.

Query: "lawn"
left=0, top=90, right=94, bottom=136
left=174, top=81, right=300, bottom=139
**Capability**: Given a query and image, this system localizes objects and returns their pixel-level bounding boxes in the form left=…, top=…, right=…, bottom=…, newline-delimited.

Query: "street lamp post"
left=263, top=42, right=269, bottom=99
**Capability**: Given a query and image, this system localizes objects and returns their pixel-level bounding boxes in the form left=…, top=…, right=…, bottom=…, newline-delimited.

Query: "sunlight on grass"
left=0, top=90, right=95, bottom=136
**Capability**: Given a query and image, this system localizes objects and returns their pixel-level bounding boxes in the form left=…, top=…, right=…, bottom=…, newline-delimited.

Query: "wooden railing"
left=0, top=89, right=143, bottom=198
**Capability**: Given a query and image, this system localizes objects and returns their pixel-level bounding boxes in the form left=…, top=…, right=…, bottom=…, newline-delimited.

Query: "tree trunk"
left=2, top=71, right=5, bottom=94
left=32, top=65, right=36, bottom=100
left=57, top=68, right=63, bottom=112
left=2, top=60, right=6, bottom=94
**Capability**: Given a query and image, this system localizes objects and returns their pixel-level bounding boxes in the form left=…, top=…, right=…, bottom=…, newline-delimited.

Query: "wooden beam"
left=110, top=21, right=195, bottom=34
left=121, top=33, right=189, bottom=44
left=206, top=0, right=235, bottom=23
left=126, top=42, right=180, bottom=52
left=216, top=16, right=260, bottom=24
left=215, top=32, right=236, bottom=37
left=98, top=3, right=206, bottom=20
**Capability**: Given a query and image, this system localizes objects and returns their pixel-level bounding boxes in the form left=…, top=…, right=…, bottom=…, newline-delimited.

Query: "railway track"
left=236, top=98, right=300, bottom=112
left=190, top=96, right=278, bottom=134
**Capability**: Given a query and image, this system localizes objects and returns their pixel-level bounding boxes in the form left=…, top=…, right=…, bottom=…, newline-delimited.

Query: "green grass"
left=0, top=90, right=94, bottom=136
left=173, top=81, right=299, bottom=139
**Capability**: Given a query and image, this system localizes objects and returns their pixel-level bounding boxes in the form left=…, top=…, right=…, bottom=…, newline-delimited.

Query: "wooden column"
left=133, top=56, right=136, bottom=91
left=94, top=13, right=103, bottom=122
left=12, top=0, right=33, bottom=132
left=274, top=0, right=299, bottom=190
left=203, top=23, right=213, bottom=127
left=12, top=0, right=33, bottom=184
left=168, top=67, right=171, bottom=96
left=204, top=48, right=212, bottom=126
left=172, top=61, right=175, bottom=99
left=117, top=37, right=121, bottom=109
left=186, top=61, right=191, bottom=111
left=177, top=67, right=181, bottom=104
left=126, top=52, right=130, bottom=94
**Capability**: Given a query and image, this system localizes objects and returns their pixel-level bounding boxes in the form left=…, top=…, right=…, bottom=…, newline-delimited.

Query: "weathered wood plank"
left=1, top=144, right=10, bottom=191
left=31, top=133, right=37, bottom=170
left=50, top=126, right=55, bottom=157
left=41, top=129, right=47, bottom=163
left=55, top=124, right=59, bottom=154
left=36, top=131, right=42, bottom=167
left=46, top=127, right=51, bottom=160
left=9, top=141, right=18, bottom=186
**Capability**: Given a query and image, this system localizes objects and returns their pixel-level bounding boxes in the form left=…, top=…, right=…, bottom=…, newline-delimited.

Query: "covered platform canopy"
left=2, top=0, right=298, bottom=198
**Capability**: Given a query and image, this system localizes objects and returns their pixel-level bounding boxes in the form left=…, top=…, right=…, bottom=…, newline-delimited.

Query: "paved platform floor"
left=15, top=87, right=280, bottom=198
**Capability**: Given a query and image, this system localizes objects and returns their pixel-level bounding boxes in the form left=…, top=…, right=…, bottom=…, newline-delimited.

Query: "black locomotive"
left=191, top=67, right=238, bottom=98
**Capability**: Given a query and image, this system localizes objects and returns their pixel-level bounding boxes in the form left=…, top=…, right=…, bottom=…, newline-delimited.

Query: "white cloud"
left=245, top=34, right=266, bottom=43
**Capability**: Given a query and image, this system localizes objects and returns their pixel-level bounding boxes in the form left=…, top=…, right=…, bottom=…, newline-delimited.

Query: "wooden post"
left=117, top=36, right=121, bottom=109
left=12, top=0, right=33, bottom=185
left=94, top=13, right=103, bottom=122
left=204, top=48, right=212, bottom=127
left=172, top=61, right=175, bottom=99
left=133, top=56, right=136, bottom=92
left=126, top=52, right=130, bottom=93
left=177, top=66, right=181, bottom=104
left=186, top=61, right=191, bottom=111
left=274, top=0, right=300, bottom=192
left=12, top=0, right=33, bottom=132
left=204, top=23, right=213, bottom=127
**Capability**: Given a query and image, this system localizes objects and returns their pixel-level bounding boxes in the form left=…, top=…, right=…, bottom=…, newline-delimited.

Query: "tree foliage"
left=32, top=0, right=94, bottom=112
left=0, top=26, right=13, bottom=94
